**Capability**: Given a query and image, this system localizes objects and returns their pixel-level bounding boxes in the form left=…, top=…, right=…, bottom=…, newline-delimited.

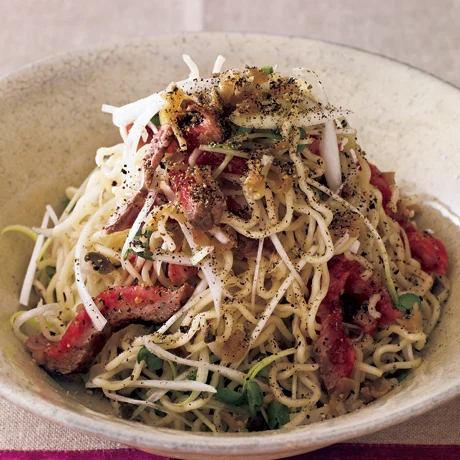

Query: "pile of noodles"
left=10, top=56, right=450, bottom=432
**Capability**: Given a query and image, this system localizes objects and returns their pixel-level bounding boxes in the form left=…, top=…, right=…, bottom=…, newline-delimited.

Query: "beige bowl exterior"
left=0, top=33, right=459, bottom=459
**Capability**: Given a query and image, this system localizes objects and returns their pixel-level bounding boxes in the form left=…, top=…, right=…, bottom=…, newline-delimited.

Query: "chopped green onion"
left=215, top=388, right=246, bottom=406
left=151, top=114, right=160, bottom=125
left=260, top=66, right=273, bottom=75
left=137, top=346, right=163, bottom=371
left=396, top=293, right=421, bottom=314
left=1, top=225, right=37, bottom=242
left=267, top=401, right=290, bottom=429
left=244, top=380, right=264, bottom=417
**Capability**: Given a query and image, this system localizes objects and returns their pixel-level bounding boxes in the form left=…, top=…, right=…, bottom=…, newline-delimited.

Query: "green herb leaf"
left=136, top=249, right=153, bottom=260
left=267, top=401, right=290, bottom=429
left=137, top=346, right=163, bottom=371
left=296, top=127, right=307, bottom=152
left=134, top=228, right=153, bottom=250
left=151, top=114, right=160, bottom=125
left=396, top=293, right=421, bottom=314
left=143, top=230, right=153, bottom=250
left=187, top=369, right=197, bottom=381
left=215, top=388, right=246, bottom=406
left=397, top=371, right=409, bottom=382
left=260, top=66, right=273, bottom=75
left=244, top=380, right=264, bottom=417
left=229, top=122, right=251, bottom=137
left=125, top=248, right=154, bottom=261
left=258, top=367, right=269, bottom=379
left=297, top=144, right=306, bottom=153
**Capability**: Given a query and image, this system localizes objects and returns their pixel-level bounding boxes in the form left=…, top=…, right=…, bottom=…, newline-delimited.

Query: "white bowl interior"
left=0, top=34, right=459, bottom=459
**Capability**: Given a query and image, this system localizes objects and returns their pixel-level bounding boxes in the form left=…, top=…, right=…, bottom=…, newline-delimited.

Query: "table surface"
left=1, top=0, right=459, bottom=456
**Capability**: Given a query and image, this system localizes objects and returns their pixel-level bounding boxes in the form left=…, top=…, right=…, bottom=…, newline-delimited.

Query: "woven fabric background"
left=1, top=0, right=459, bottom=453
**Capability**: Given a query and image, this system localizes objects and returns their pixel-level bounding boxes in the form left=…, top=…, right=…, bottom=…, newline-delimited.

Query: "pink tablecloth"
left=1, top=444, right=460, bottom=460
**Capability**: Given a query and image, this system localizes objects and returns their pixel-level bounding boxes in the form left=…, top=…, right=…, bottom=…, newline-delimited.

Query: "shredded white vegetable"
left=212, top=55, right=226, bottom=74
left=183, top=54, right=200, bottom=80
left=45, top=205, right=59, bottom=226
left=19, top=210, right=50, bottom=306
left=121, top=190, right=157, bottom=270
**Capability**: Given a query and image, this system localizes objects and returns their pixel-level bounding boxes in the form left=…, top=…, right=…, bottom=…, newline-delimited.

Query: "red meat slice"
left=167, top=264, right=198, bottom=286
left=196, top=151, right=248, bottom=175
left=314, top=256, right=402, bottom=393
left=169, top=166, right=226, bottom=231
left=181, top=102, right=223, bottom=151
left=26, top=284, right=192, bottom=374
left=369, top=163, right=392, bottom=209
left=105, top=126, right=174, bottom=234
left=405, top=225, right=448, bottom=275
left=314, top=260, right=356, bottom=394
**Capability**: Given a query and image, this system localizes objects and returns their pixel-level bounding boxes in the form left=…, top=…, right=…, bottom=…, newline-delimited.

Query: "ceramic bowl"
left=0, top=33, right=459, bottom=459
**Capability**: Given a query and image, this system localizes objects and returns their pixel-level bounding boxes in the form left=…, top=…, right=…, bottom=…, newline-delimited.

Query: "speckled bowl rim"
left=0, top=32, right=459, bottom=456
